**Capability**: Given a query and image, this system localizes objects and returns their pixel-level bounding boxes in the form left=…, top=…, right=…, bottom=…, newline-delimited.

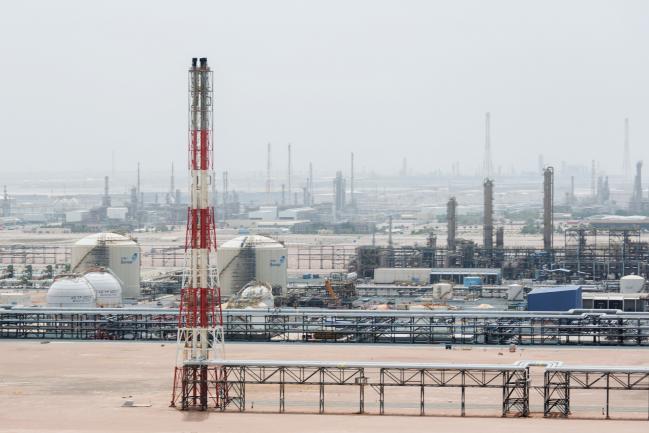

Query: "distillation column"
left=483, top=179, right=494, bottom=256
left=543, top=167, right=554, bottom=253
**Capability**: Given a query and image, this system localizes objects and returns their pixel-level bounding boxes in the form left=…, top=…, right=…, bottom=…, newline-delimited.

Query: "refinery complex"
left=2, top=4, right=649, bottom=433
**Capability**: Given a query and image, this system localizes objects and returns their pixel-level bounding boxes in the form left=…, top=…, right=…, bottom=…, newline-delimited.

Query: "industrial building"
left=527, top=286, right=583, bottom=311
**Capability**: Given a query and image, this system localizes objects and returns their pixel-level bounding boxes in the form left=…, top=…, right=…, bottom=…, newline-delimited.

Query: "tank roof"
left=220, top=235, right=284, bottom=249
left=75, top=232, right=137, bottom=246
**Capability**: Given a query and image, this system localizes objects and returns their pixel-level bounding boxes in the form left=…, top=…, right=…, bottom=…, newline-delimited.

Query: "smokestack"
left=591, top=160, right=596, bottom=198
left=266, top=143, right=272, bottom=203
left=543, top=166, right=554, bottom=252
left=350, top=152, right=355, bottom=209
left=170, top=162, right=175, bottom=200
left=388, top=215, right=393, bottom=248
left=496, top=226, right=504, bottom=249
left=102, top=176, right=111, bottom=207
left=222, top=171, right=229, bottom=223
left=570, top=175, right=575, bottom=204
left=136, top=162, right=141, bottom=205
left=483, top=178, right=494, bottom=254
left=287, top=143, right=292, bottom=201
left=309, top=162, right=313, bottom=206
left=624, top=118, right=631, bottom=180
left=172, top=56, right=224, bottom=409
left=447, top=197, right=457, bottom=251
left=2, top=185, right=10, bottom=217
left=631, top=161, right=643, bottom=212
left=483, top=112, right=493, bottom=179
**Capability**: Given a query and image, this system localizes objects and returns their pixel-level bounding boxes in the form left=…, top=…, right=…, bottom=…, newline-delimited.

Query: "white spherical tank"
left=217, top=235, right=287, bottom=296
left=84, top=271, right=123, bottom=307
left=620, top=275, right=645, bottom=293
left=227, top=282, right=274, bottom=309
left=70, top=233, right=140, bottom=299
left=47, top=276, right=96, bottom=308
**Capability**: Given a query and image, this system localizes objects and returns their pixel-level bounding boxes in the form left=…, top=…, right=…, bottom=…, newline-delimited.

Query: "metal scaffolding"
left=172, top=360, right=649, bottom=419
left=544, top=365, right=649, bottom=419
left=189, top=360, right=528, bottom=417
left=3, top=308, right=649, bottom=346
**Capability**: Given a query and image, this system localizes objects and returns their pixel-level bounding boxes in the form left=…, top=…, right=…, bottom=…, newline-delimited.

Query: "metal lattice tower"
left=171, top=57, right=225, bottom=411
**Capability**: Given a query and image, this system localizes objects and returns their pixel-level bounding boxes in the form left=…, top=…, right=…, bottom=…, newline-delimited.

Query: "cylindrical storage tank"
left=620, top=275, right=645, bottom=293
left=432, top=283, right=453, bottom=301
left=70, top=233, right=140, bottom=299
left=47, top=275, right=96, bottom=308
left=217, top=235, right=288, bottom=296
left=84, top=271, right=123, bottom=307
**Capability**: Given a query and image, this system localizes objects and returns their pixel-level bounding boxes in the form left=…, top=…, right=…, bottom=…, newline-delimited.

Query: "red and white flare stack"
left=171, top=57, right=225, bottom=410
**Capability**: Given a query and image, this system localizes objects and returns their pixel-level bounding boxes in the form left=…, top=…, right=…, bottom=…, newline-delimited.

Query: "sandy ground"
left=1, top=341, right=649, bottom=432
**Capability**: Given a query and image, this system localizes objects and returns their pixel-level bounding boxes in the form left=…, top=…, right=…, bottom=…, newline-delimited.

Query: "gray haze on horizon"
left=1, top=0, right=648, bottom=180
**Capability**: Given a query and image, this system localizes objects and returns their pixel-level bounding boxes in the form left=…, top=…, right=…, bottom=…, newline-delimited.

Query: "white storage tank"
left=620, top=275, right=645, bottom=293
left=217, top=235, right=287, bottom=296
left=70, top=233, right=140, bottom=299
left=84, top=270, right=123, bottom=307
left=431, top=283, right=453, bottom=301
left=47, top=275, right=96, bottom=308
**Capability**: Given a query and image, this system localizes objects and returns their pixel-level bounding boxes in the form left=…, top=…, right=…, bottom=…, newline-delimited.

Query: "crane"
left=324, top=279, right=340, bottom=306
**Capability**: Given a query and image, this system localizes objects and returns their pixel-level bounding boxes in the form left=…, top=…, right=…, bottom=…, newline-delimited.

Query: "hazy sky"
left=1, top=0, right=648, bottom=178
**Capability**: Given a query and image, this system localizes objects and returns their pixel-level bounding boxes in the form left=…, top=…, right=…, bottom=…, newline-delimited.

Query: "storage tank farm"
left=70, top=232, right=140, bottom=299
